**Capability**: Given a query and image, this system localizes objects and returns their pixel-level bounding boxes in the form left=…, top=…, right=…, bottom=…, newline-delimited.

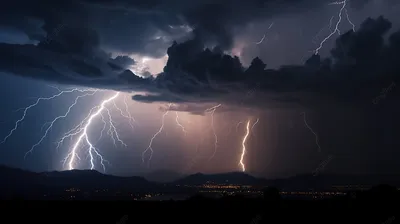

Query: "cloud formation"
left=0, top=0, right=399, bottom=112
left=132, top=16, right=400, bottom=110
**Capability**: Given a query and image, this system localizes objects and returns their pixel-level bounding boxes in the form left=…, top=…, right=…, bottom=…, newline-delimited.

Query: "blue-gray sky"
left=0, top=0, right=399, bottom=178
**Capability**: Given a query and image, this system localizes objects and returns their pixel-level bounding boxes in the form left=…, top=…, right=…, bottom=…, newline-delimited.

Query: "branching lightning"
left=301, top=112, right=321, bottom=153
left=0, top=88, right=94, bottom=144
left=239, top=120, right=251, bottom=172
left=2, top=87, right=136, bottom=173
left=175, top=112, right=187, bottom=135
left=24, top=90, right=98, bottom=158
left=251, top=118, right=259, bottom=136
left=142, top=103, right=171, bottom=166
left=205, top=104, right=221, bottom=161
left=314, top=0, right=355, bottom=55
left=312, top=16, right=335, bottom=45
left=61, top=92, right=129, bottom=172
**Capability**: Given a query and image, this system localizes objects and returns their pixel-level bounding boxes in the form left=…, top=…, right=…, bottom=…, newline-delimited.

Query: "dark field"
left=2, top=186, right=398, bottom=224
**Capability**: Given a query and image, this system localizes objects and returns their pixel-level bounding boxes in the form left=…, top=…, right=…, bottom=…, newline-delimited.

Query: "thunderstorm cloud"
left=0, top=0, right=399, bottom=112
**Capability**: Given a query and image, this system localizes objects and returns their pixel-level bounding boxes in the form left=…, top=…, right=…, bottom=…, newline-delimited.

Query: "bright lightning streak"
left=104, top=107, right=127, bottom=148
left=142, top=104, right=171, bottom=166
left=205, top=104, right=221, bottom=161
left=312, top=16, right=335, bottom=45
left=64, top=92, right=122, bottom=171
left=175, top=112, right=187, bottom=135
left=0, top=88, right=91, bottom=144
left=255, top=34, right=266, bottom=45
left=344, top=8, right=355, bottom=32
left=4, top=88, right=135, bottom=172
left=314, top=0, right=355, bottom=55
left=123, top=94, right=137, bottom=127
left=301, top=112, right=321, bottom=153
left=24, top=90, right=98, bottom=158
left=113, top=100, right=134, bottom=130
left=255, top=22, right=274, bottom=45
left=251, top=118, right=259, bottom=135
left=239, top=120, right=251, bottom=172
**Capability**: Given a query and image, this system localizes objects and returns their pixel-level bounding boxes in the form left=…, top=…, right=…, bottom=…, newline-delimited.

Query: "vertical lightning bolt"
left=314, top=0, right=355, bottom=55
left=301, top=112, right=321, bottom=153
left=142, top=103, right=171, bottom=166
left=175, top=112, right=187, bottom=135
left=205, top=104, right=221, bottom=161
left=239, top=120, right=251, bottom=172
left=63, top=92, right=122, bottom=171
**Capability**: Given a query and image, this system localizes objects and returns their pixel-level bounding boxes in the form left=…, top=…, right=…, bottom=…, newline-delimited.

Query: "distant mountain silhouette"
left=144, top=170, right=184, bottom=183
left=1, top=165, right=400, bottom=196
left=0, top=165, right=158, bottom=197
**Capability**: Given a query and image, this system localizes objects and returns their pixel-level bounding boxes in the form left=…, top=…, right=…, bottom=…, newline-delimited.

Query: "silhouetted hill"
left=174, top=172, right=267, bottom=186
left=144, top=170, right=184, bottom=183
left=0, top=165, right=158, bottom=197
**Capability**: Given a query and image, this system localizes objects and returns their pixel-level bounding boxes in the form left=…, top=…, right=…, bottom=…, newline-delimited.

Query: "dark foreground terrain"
left=1, top=185, right=399, bottom=224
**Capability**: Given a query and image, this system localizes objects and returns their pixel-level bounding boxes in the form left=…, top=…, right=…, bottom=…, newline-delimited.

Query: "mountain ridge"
left=1, top=165, right=400, bottom=192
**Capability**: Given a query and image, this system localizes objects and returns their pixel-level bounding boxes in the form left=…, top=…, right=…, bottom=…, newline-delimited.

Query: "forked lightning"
left=1, top=88, right=136, bottom=172
left=314, top=0, right=356, bottom=55
left=205, top=104, right=221, bottom=161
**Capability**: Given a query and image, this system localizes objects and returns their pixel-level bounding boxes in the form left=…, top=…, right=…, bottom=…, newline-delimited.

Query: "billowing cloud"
left=132, top=16, right=399, bottom=110
left=0, top=0, right=399, bottom=113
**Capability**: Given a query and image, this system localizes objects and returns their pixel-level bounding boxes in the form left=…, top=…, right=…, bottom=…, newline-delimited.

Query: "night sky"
left=0, top=0, right=399, bottom=178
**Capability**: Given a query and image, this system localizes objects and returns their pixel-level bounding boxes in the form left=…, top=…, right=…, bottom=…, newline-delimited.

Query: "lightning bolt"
left=142, top=103, right=171, bottom=166
left=236, top=121, right=243, bottom=133
left=205, top=104, right=221, bottom=161
left=175, top=111, right=187, bottom=135
left=239, top=120, right=251, bottom=172
left=2, top=87, right=134, bottom=172
left=112, top=94, right=136, bottom=130
left=251, top=118, right=259, bottom=135
left=62, top=92, right=126, bottom=172
left=301, top=112, right=321, bottom=153
left=314, top=0, right=355, bottom=55
left=312, top=16, right=335, bottom=45
left=0, top=88, right=95, bottom=144
left=24, top=90, right=98, bottom=158
left=255, top=22, right=274, bottom=45
left=255, top=34, right=266, bottom=45
left=343, top=8, right=355, bottom=32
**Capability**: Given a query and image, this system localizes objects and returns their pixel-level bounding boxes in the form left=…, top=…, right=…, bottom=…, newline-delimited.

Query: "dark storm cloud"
left=109, top=56, right=136, bottom=70
left=80, top=0, right=340, bottom=52
left=132, top=16, right=400, bottom=110
left=1, top=16, right=399, bottom=111
left=0, top=0, right=399, bottom=111
left=0, top=0, right=378, bottom=59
